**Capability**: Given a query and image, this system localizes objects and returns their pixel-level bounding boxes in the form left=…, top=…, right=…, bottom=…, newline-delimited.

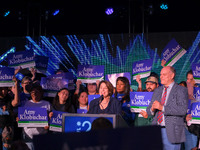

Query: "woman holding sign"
left=114, top=77, right=135, bottom=126
left=87, top=80, right=121, bottom=114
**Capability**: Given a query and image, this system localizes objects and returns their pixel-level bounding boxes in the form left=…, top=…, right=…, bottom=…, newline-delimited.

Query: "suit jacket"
left=146, top=83, right=188, bottom=143
left=87, top=96, right=122, bottom=115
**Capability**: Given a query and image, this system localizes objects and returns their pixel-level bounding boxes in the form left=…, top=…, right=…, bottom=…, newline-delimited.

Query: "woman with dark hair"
left=77, top=91, right=88, bottom=110
left=115, top=77, right=135, bottom=126
left=87, top=80, right=121, bottom=114
left=52, top=88, right=75, bottom=113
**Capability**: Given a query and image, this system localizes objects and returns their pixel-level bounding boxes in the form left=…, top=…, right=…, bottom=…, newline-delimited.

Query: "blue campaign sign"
left=34, top=55, right=49, bottom=74
left=105, top=72, right=131, bottom=87
left=63, top=114, right=114, bottom=133
left=7, top=50, right=35, bottom=69
left=130, top=92, right=153, bottom=113
left=132, top=59, right=153, bottom=80
left=88, top=94, right=100, bottom=105
left=77, top=64, right=104, bottom=83
left=192, top=63, right=200, bottom=84
left=162, top=38, right=186, bottom=66
left=77, top=109, right=88, bottom=114
left=48, top=72, right=75, bottom=90
left=50, top=111, right=64, bottom=126
left=191, top=102, right=200, bottom=118
left=49, top=111, right=64, bottom=132
left=18, top=107, right=48, bottom=127
left=40, top=77, right=69, bottom=97
left=193, top=87, right=200, bottom=101
left=0, top=67, right=15, bottom=87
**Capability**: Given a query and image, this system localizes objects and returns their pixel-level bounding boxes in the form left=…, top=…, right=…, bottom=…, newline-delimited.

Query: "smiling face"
left=58, top=89, right=69, bottom=104
left=160, top=66, right=175, bottom=86
left=146, top=82, right=158, bottom=92
left=99, top=82, right=109, bottom=98
left=78, top=92, right=88, bottom=106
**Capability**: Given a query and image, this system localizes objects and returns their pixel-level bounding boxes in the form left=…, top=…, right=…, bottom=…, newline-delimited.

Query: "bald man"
left=146, top=66, right=188, bottom=150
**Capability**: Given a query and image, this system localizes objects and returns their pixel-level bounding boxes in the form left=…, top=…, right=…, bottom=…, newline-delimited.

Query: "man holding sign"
left=147, top=66, right=188, bottom=150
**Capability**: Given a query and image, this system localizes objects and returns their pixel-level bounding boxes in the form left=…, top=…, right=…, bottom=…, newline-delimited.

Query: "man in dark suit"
left=147, top=66, right=188, bottom=150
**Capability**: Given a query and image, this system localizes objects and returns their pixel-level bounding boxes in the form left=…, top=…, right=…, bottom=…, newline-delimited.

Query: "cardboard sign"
left=191, top=63, right=200, bottom=84
left=130, top=92, right=153, bottom=113
left=7, top=50, right=35, bottom=69
left=162, top=38, right=186, bottom=66
left=132, top=59, right=153, bottom=80
left=34, top=55, right=49, bottom=74
left=189, top=102, right=200, bottom=124
left=77, top=65, right=104, bottom=83
left=18, top=107, right=48, bottom=127
left=0, top=67, right=14, bottom=87
left=49, top=111, right=64, bottom=132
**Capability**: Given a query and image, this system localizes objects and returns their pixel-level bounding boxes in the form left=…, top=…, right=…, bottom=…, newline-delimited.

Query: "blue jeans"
left=161, top=128, right=181, bottom=150
left=184, top=127, right=197, bottom=150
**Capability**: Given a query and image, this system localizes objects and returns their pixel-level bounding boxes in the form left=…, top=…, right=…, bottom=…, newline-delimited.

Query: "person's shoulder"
left=90, top=97, right=99, bottom=105
left=40, top=100, right=51, bottom=105
left=175, top=83, right=187, bottom=91
left=110, top=97, right=120, bottom=103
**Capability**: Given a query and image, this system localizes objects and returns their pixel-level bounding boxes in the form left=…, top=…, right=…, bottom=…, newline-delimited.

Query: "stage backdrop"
left=0, top=31, right=199, bottom=90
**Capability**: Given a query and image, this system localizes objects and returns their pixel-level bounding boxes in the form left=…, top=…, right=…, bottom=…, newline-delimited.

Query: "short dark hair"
left=91, top=117, right=113, bottom=130
left=186, top=70, right=193, bottom=77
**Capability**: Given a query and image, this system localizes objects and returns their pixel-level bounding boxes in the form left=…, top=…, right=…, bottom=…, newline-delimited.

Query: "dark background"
left=0, top=0, right=199, bottom=37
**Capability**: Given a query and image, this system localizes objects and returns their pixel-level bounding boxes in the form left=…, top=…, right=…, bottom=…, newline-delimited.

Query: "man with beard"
left=134, top=75, right=159, bottom=126
left=136, top=75, right=159, bottom=92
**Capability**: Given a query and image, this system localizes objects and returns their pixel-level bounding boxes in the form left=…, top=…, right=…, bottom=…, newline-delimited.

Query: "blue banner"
left=191, top=63, right=200, bottom=84
left=18, top=107, right=48, bottom=127
left=7, top=50, right=35, bottom=69
left=162, top=38, right=186, bottom=66
left=34, top=55, right=49, bottom=74
left=132, top=59, right=153, bottom=80
left=105, top=72, right=131, bottom=87
left=0, top=67, right=14, bottom=87
left=49, top=111, right=64, bottom=132
left=88, top=94, right=100, bottom=105
left=130, top=92, right=153, bottom=113
left=77, top=65, right=104, bottom=83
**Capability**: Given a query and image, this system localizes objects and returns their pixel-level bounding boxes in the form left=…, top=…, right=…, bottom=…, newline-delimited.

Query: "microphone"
left=99, top=95, right=104, bottom=104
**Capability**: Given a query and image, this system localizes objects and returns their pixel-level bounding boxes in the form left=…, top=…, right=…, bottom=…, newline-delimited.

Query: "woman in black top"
left=87, top=80, right=121, bottom=114
left=52, top=88, right=75, bottom=113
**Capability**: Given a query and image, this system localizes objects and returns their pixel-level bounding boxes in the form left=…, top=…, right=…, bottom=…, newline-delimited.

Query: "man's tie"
left=157, top=86, right=168, bottom=124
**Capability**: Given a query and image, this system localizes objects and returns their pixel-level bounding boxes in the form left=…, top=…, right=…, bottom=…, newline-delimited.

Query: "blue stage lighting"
left=53, top=10, right=60, bottom=16
left=105, top=8, right=114, bottom=15
left=4, top=11, right=10, bottom=17
left=160, top=3, right=168, bottom=10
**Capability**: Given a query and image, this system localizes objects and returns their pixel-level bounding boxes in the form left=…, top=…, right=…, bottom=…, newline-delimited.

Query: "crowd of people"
left=0, top=65, right=199, bottom=150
